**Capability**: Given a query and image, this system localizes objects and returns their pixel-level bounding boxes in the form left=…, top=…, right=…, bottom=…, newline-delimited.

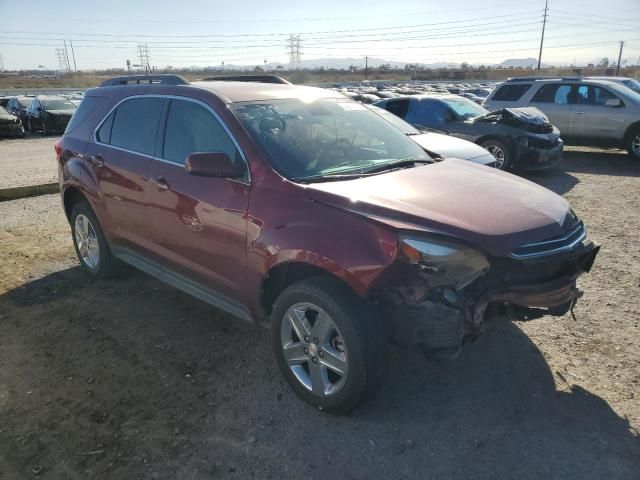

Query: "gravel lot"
left=0, top=146, right=638, bottom=479
left=0, top=135, right=59, bottom=190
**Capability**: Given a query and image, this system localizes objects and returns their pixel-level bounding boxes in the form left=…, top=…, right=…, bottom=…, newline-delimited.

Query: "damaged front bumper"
left=375, top=238, right=599, bottom=360
left=517, top=138, right=564, bottom=171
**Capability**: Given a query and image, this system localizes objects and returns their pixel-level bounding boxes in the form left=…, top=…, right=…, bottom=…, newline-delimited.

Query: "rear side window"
left=96, top=111, right=114, bottom=144
left=65, top=96, right=108, bottom=134
left=162, top=99, right=240, bottom=165
left=491, top=83, right=532, bottom=101
left=103, top=97, right=164, bottom=156
left=532, top=84, right=570, bottom=104
left=406, top=99, right=451, bottom=127
left=385, top=99, right=410, bottom=118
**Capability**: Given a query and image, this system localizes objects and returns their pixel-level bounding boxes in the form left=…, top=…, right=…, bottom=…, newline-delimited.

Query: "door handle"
left=151, top=176, right=170, bottom=191
left=574, top=111, right=585, bottom=115
left=88, top=155, right=104, bottom=168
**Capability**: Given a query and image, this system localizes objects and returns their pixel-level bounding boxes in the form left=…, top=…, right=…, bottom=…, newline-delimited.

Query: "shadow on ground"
left=525, top=148, right=640, bottom=196
left=0, top=267, right=638, bottom=479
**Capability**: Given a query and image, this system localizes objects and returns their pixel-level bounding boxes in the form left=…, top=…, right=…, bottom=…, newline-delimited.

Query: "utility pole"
left=537, top=0, right=548, bottom=71
left=138, top=44, right=151, bottom=72
left=63, top=40, right=71, bottom=71
left=69, top=40, right=77, bottom=71
left=616, top=41, right=624, bottom=75
left=55, top=48, right=70, bottom=72
left=286, top=35, right=302, bottom=70
left=0, top=53, right=4, bottom=71
left=365, top=56, right=368, bottom=80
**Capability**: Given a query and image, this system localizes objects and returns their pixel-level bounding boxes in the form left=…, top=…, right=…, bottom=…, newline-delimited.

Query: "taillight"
left=54, top=140, right=63, bottom=160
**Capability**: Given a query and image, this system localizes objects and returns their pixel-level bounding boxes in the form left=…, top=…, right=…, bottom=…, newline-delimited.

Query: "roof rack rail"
left=200, top=75, right=291, bottom=85
left=506, top=76, right=559, bottom=82
left=99, top=74, right=190, bottom=87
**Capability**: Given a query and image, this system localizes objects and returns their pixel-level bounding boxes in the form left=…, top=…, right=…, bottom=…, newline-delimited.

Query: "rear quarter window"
left=103, top=97, right=165, bottom=156
left=491, top=83, right=532, bottom=101
left=65, top=96, right=108, bottom=134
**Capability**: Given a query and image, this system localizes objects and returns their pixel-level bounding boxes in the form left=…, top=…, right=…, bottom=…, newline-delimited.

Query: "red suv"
left=58, top=75, right=599, bottom=413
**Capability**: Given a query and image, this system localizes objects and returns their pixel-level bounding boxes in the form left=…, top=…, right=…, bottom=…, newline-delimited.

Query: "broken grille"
left=510, top=222, right=586, bottom=259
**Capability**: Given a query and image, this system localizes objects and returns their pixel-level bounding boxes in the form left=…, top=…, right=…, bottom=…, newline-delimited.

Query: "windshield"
left=40, top=98, right=75, bottom=110
left=621, top=78, right=640, bottom=94
left=231, top=97, right=430, bottom=181
left=368, top=105, right=419, bottom=135
left=443, top=96, right=489, bottom=120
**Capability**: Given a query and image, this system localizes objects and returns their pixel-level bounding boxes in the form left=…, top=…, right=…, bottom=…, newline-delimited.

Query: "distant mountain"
left=498, top=58, right=550, bottom=69
left=197, top=56, right=560, bottom=71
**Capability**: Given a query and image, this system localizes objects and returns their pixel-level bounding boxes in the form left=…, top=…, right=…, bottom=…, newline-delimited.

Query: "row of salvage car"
left=332, top=76, right=640, bottom=172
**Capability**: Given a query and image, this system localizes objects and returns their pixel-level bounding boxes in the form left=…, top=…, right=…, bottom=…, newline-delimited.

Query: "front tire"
left=480, top=138, right=513, bottom=170
left=70, top=201, right=122, bottom=278
left=627, top=128, right=640, bottom=160
left=271, top=276, right=387, bottom=414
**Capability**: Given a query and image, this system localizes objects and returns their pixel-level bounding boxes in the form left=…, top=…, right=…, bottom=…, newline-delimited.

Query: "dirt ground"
left=0, top=147, right=638, bottom=479
left=0, top=135, right=58, bottom=190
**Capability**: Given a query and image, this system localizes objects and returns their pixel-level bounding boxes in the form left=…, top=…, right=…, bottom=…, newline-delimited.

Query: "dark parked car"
left=58, top=75, right=598, bottom=413
left=26, top=96, right=76, bottom=135
left=5, top=96, right=32, bottom=124
left=0, top=106, right=25, bottom=138
left=374, top=94, right=564, bottom=171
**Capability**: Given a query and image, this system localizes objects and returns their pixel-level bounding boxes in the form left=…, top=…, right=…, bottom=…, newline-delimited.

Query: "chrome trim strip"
left=517, top=222, right=583, bottom=248
left=91, top=93, right=251, bottom=184
left=510, top=225, right=587, bottom=260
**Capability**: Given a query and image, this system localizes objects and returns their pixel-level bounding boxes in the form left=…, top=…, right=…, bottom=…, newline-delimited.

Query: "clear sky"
left=0, top=0, right=638, bottom=70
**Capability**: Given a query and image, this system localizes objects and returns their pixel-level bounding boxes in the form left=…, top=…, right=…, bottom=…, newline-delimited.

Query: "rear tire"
left=271, top=276, right=387, bottom=414
left=480, top=138, right=513, bottom=170
left=70, top=200, right=122, bottom=278
left=627, top=128, right=640, bottom=160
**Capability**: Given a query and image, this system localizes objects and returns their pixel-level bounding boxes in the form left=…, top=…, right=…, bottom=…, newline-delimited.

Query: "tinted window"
left=65, top=96, right=108, bottom=134
left=18, top=98, right=31, bottom=108
left=592, top=86, right=620, bottom=106
left=385, top=99, right=410, bottom=118
left=162, top=99, right=240, bottom=165
left=532, top=84, right=572, bottom=104
left=96, top=111, right=114, bottom=144
left=492, top=83, right=532, bottom=101
left=109, top=97, right=164, bottom=155
left=406, top=99, right=451, bottom=126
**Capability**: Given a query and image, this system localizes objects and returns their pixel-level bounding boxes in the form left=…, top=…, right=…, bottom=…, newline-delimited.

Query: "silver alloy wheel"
left=485, top=144, right=506, bottom=168
left=74, top=214, right=100, bottom=270
left=280, top=302, right=348, bottom=396
left=632, top=134, right=640, bottom=157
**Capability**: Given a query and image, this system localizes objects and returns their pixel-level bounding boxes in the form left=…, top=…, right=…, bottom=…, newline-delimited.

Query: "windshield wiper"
left=360, top=158, right=433, bottom=174
left=291, top=172, right=379, bottom=183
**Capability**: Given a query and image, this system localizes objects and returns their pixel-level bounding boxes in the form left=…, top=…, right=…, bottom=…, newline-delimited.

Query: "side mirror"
left=185, top=152, right=245, bottom=178
left=37, top=106, right=42, bottom=111
left=605, top=98, right=622, bottom=107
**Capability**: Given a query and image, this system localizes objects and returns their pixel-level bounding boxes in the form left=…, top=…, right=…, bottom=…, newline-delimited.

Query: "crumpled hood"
left=474, top=107, right=549, bottom=125
left=410, top=132, right=495, bottom=164
left=304, top=159, right=573, bottom=257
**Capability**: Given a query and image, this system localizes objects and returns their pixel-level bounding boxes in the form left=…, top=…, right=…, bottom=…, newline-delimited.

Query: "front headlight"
left=399, top=234, right=490, bottom=289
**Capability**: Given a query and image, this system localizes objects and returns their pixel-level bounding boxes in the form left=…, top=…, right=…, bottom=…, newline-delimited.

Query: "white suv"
left=484, top=77, right=640, bottom=159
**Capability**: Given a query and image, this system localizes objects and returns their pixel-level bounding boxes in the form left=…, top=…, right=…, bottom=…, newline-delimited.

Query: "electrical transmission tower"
left=55, top=48, right=70, bottom=71
left=138, top=44, right=151, bottom=72
left=287, top=35, right=302, bottom=70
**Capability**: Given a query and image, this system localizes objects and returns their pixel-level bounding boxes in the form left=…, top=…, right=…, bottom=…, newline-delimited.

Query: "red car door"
left=84, top=96, right=166, bottom=254
left=145, top=97, right=251, bottom=304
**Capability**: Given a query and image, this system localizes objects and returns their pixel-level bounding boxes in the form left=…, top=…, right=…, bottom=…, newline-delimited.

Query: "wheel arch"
left=260, top=260, right=363, bottom=317
left=623, top=121, right=640, bottom=143
left=62, top=186, right=89, bottom=220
